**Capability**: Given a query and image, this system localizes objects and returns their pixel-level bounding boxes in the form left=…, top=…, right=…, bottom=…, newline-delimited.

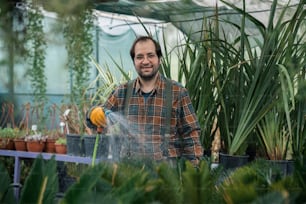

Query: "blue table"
left=0, top=150, right=102, bottom=200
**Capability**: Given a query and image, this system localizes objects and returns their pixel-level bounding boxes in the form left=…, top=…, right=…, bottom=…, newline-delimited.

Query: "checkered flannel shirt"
left=103, top=73, right=203, bottom=165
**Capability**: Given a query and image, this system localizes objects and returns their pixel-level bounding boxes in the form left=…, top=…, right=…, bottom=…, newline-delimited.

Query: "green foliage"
left=55, top=137, right=67, bottom=145
left=19, top=156, right=58, bottom=204
left=159, top=0, right=306, bottom=155
left=182, top=161, right=222, bottom=204
left=256, top=108, right=292, bottom=160
left=63, top=7, right=93, bottom=105
left=154, top=162, right=182, bottom=204
left=87, top=57, right=128, bottom=105
left=62, top=161, right=162, bottom=204
left=0, top=127, right=19, bottom=138
left=0, top=161, right=15, bottom=204
left=25, top=2, right=49, bottom=130
left=62, top=163, right=105, bottom=204
left=219, top=164, right=269, bottom=203
left=215, top=0, right=305, bottom=155
left=25, top=2, right=47, bottom=105
left=217, top=160, right=301, bottom=203
left=0, top=1, right=27, bottom=102
left=2, top=157, right=306, bottom=203
left=293, top=158, right=306, bottom=203
left=62, top=5, right=94, bottom=134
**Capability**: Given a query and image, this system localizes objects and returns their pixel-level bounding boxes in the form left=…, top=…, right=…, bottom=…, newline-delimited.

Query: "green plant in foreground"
left=2, top=156, right=306, bottom=204
left=0, top=162, right=15, bottom=204
left=19, top=156, right=58, bottom=204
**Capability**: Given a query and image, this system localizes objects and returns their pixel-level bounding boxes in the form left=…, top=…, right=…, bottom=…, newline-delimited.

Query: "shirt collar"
left=135, top=73, right=162, bottom=95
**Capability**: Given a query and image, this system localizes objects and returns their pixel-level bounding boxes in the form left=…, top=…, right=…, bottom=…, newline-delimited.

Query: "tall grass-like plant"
left=214, top=0, right=304, bottom=155
left=160, top=0, right=305, bottom=156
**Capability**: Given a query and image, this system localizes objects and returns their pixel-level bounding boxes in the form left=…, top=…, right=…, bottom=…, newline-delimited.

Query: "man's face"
left=133, top=40, right=160, bottom=81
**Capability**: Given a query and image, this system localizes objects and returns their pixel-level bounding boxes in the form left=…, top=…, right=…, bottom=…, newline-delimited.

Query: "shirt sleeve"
left=178, top=87, right=204, bottom=165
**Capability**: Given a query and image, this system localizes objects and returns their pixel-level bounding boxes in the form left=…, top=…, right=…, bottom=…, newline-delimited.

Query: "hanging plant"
left=63, top=4, right=94, bottom=134
left=25, top=1, right=47, bottom=129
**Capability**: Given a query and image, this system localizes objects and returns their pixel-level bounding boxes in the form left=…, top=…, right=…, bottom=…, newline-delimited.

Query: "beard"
left=137, top=67, right=159, bottom=81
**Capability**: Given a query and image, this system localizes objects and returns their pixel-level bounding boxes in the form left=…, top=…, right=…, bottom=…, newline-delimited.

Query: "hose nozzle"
left=89, top=107, right=107, bottom=127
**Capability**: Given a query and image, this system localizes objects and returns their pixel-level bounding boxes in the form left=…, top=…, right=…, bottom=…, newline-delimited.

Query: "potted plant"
left=202, top=0, right=305, bottom=169
left=61, top=104, right=88, bottom=156
left=43, top=104, right=64, bottom=153
left=153, top=0, right=305, bottom=171
left=25, top=125, right=46, bottom=152
left=44, top=130, right=62, bottom=153
left=0, top=127, right=17, bottom=150
left=13, top=128, right=27, bottom=151
left=256, top=108, right=294, bottom=176
left=54, top=137, right=67, bottom=154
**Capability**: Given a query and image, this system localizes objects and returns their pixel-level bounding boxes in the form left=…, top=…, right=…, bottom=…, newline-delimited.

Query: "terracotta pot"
left=55, top=144, right=67, bottom=154
left=14, top=138, right=27, bottom=151
left=45, top=138, right=56, bottom=153
left=0, top=138, right=15, bottom=150
left=26, top=141, right=45, bottom=152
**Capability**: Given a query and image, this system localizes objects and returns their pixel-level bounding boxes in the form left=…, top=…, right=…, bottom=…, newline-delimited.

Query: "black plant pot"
left=266, top=159, right=295, bottom=176
left=83, top=135, right=109, bottom=159
left=66, top=134, right=85, bottom=156
left=219, top=153, right=249, bottom=170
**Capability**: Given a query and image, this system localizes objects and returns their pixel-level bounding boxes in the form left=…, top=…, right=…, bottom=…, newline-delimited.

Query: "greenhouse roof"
left=93, top=0, right=301, bottom=41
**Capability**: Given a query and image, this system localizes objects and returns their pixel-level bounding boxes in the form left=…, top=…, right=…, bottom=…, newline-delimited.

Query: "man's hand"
left=89, top=106, right=107, bottom=128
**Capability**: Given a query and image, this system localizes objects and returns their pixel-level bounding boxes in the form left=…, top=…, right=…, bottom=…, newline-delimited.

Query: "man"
left=88, top=36, right=203, bottom=166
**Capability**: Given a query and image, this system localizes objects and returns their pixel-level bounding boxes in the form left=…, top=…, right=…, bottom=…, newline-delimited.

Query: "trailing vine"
left=63, top=6, right=94, bottom=134
left=25, top=1, right=47, bottom=129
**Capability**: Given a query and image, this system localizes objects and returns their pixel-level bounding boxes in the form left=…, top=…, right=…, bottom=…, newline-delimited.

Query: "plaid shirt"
left=104, top=73, right=203, bottom=164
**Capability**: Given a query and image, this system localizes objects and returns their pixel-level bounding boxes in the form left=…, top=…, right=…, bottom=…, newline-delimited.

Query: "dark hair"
left=129, top=36, right=162, bottom=60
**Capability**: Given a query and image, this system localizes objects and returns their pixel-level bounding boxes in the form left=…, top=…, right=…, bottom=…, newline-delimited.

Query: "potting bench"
left=0, top=149, right=102, bottom=201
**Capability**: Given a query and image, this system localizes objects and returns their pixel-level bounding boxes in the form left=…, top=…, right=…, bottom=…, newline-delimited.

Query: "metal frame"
left=0, top=150, right=102, bottom=200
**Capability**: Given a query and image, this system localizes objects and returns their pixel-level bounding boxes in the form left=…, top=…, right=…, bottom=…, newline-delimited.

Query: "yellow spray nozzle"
left=89, top=106, right=107, bottom=128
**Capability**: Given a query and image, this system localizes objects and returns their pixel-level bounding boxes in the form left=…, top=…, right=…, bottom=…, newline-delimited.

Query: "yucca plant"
left=204, top=0, right=305, bottom=155
left=160, top=0, right=305, bottom=156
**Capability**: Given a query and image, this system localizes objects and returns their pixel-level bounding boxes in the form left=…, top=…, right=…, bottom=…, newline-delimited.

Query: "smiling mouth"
left=141, top=66, right=152, bottom=70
